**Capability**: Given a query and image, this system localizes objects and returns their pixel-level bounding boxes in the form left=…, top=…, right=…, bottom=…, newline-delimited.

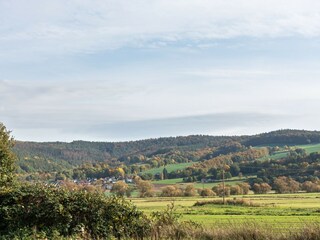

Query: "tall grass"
left=150, top=221, right=320, bottom=240
left=147, top=202, right=320, bottom=240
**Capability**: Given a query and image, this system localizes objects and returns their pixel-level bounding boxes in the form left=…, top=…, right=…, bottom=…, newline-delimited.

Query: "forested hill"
left=243, top=129, right=320, bottom=146
left=13, top=129, right=320, bottom=173
left=14, top=135, right=238, bottom=169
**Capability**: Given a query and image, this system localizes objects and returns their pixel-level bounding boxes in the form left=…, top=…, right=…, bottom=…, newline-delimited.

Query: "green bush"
left=0, top=184, right=150, bottom=239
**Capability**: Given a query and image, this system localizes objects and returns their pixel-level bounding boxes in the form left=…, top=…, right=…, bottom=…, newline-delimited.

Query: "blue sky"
left=1, top=0, right=320, bottom=141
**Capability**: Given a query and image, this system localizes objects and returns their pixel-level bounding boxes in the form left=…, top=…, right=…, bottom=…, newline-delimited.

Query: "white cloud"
left=1, top=0, right=320, bottom=57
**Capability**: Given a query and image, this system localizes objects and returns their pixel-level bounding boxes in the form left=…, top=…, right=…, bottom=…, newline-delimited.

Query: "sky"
left=1, top=0, right=320, bottom=142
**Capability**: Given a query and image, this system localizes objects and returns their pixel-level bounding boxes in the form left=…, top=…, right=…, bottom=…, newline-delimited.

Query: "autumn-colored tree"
left=111, top=181, right=129, bottom=197
left=184, top=184, right=197, bottom=197
left=274, top=176, right=300, bottom=194
left=252, top=183, right=271, bottom=194
left=136, top=179, right=154, bottom=197
left=301, top=181, right=320, bottom=193
left=230, top=185, right=243, bottom=195
left=61, top=180, right=81, bottom=191
left=212, top=184, right=230, bottom=197
left=199, top=188, right=216, bottom=197
left=133, top=175, right=142, bottom=184
left=237, top=182, right=250, bottom=194
left=115, top=167, right=125, bottom=178
left=160, top=185, right=183, bottom=197
left=82, top=184, right=103, bottom=193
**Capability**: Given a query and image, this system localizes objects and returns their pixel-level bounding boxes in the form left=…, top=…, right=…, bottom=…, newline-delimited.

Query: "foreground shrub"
left=151, top=202, right=201, bottom=240
left=0, top=184, right=150, bottom=239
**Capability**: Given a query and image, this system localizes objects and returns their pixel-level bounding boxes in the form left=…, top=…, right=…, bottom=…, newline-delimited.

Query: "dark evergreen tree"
left=163, top=167, right=168, bottom=180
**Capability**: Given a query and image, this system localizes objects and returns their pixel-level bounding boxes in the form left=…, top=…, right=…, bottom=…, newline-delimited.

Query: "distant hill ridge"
left=13, top=129, right=320, bottom=173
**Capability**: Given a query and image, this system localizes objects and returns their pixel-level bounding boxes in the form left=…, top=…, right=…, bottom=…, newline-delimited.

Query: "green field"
left=152, top=178, right=185, bottom=184
left=258, top=151, right=288, bottom=161
left=258, top=143, right=320, bottom=161
left=141, top=162, right=193, bottom=175
left=131, top=192, right=320, bottom=229
left=299, top=143, right=320, bottom=153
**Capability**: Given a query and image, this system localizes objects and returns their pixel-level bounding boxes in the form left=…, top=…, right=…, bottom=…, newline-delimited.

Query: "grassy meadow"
left=257, top=143, right=320, bottom=161
left=141, top=162, right=193, bottom=175
left=131, top=192, right=320, bottom=230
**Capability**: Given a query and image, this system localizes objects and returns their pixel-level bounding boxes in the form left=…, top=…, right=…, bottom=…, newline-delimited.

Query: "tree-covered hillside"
left=243, top=129, right=320, bottom=146
left=13, top=129, right=320, bottom=174
left=14, top=135, right=239, bottom=172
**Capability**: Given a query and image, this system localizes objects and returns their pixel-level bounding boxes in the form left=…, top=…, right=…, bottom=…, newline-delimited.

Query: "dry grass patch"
left=194, top=198, right=261, bottom=207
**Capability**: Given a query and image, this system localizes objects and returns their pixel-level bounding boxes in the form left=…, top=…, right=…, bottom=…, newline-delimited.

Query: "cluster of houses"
left=52, top=177, right=134, bottom=190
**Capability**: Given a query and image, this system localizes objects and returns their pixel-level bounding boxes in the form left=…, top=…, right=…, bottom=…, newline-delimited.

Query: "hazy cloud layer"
left=84, top=113, right=291, bottom=141
left=4, top=113, right=294, bottom=142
